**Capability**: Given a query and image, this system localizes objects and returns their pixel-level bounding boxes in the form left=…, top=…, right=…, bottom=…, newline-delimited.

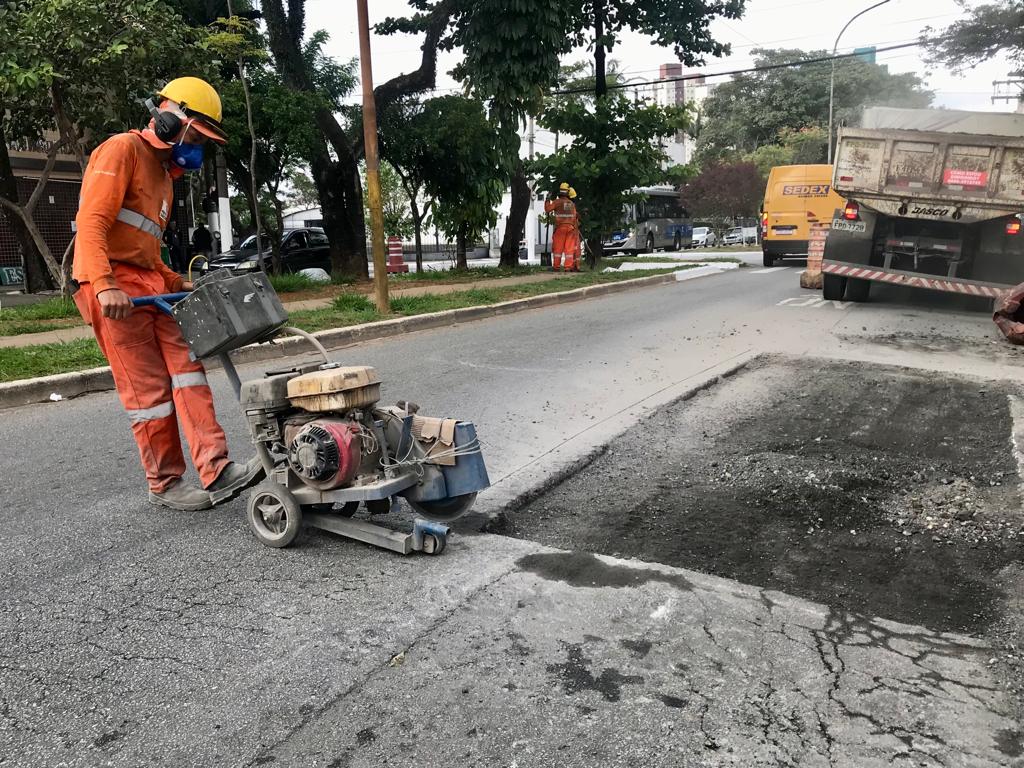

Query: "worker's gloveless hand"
left=181, top=280, right=194, bottom=291
left=97, top=288, right=133, bottom=320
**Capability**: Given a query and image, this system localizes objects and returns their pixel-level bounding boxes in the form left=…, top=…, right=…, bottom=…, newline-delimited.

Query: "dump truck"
left=821, top=107, right=1024, bottom=303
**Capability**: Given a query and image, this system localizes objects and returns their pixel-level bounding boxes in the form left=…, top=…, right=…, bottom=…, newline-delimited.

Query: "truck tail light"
left=761, top=213, right=767, bottom=231
left=1008, top=217, right=1022, bottom=235
left=843, top=202, right=860, bottom=221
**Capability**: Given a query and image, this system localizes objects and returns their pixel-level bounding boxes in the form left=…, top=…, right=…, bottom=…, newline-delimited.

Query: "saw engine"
left=284, top=419, right=363, bottom=490
left=237, top=362, right=489, bottom=523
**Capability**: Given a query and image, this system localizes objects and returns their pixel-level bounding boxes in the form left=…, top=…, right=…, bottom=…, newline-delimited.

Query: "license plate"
left=831, top=218, right=867, bottom=233
left=772, top=226, right=797, bottom=235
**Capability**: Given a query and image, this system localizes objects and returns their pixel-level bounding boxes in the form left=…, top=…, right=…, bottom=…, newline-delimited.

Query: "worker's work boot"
left=207, top=457, right=265, bottom=505
left=149, top=479, right=213, bottom=511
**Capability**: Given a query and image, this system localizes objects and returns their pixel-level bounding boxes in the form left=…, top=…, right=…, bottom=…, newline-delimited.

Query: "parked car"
left=690, top=226, right=717, bottom=248
left=201, top=228, right=331, bottom=275
left=723, top=226, right=758, bottom=246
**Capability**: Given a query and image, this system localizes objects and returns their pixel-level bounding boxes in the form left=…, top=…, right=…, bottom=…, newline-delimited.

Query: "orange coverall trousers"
left=552, top=225, right=579, bottom=270
left=74, top=263, right=230, bottom=493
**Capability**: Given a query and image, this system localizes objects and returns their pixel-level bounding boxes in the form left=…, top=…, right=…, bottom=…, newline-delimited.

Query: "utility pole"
left=993, top=76, right=1024, bottom=113
left=356, top=0, right=389, bottom=311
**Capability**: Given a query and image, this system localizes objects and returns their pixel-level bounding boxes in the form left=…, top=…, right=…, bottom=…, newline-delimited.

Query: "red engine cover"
left=287, top=419, right=362, bottom=490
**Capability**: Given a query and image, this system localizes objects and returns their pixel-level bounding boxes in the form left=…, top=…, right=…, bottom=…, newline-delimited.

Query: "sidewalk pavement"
left=0, top=271, right=569, bottom=349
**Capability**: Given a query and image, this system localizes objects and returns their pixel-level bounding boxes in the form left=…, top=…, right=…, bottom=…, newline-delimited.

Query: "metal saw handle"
left=130, top=292, right=191, bottom=315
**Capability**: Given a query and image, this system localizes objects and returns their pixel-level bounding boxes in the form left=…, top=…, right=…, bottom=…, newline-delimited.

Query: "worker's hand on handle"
left=97, top=288, right=133, bottom=320
left=181, top=280, right=194, bottom=291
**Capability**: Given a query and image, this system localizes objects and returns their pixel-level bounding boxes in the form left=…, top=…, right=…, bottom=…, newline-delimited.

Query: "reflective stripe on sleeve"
left=116, top=208, right=163, bottom=239
left=171, top=372, right=209, bottom=389
left=126, top=400, right=174, bottom=423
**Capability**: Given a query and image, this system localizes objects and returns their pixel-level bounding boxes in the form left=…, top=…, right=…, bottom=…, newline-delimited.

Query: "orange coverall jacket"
left=73, top=130, right=184, bottom=296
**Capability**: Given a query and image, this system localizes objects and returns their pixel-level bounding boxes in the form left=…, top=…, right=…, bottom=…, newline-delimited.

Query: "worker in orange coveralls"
left=567, top=187, right=582, bottom=272
left=544, top=182, right=578, bottom=271
left=72, top=77, right=262, bottom=511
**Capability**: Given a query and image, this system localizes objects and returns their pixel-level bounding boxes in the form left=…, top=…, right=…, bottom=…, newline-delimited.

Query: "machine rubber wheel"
left=406, top=493, right=478, bottom=522
left=822, top=273, right=847, bottom=301
left=247, top=482, right=302, bottom=548
left=646, top=233, right=655, bottom=254
left=762, top=251, right=774, bottom=267
left=844, top=278, right=871, bottom=302
left=424, top=533, right=447, bottom=556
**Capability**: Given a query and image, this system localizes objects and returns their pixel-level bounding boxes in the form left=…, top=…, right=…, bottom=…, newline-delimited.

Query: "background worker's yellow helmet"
left=559, top=182, right=570, bottom=191
left=157, top=77, right=227, bottom=144
left=568, top=187, right=577, bottom=199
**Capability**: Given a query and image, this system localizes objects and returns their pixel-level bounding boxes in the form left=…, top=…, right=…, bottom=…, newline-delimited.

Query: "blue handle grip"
left=131, top=292, right=191, bottom=315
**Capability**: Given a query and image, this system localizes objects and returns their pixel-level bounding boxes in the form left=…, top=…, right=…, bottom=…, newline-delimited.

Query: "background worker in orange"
left=72, top=77, right=261, bottom=512
left=544, top=182, right=578, bottom=271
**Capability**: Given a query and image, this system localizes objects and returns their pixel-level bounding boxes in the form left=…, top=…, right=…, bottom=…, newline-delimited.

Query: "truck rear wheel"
left=822, top=273, right=846, bottom=301
left=762, top=250, right=774, bottom=267
left=844, top=278, right=871, bottom=302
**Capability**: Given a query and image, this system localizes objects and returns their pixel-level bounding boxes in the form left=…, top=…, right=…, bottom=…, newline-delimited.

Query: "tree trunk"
left=586, top=235, right=601, bottom=269
left=409, top=197, right=424, bottom=273
left=593, top=0, right=607, bottom=99
left=0, top=131, right=56, bottom=292
left=500, top=160, right=530, bottom=268
left=456, top=222, right=468, bottom=270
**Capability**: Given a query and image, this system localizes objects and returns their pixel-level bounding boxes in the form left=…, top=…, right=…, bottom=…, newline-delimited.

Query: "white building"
left=649, top=64, right=718, bottom=166
left=281, top=207, right=323, bottom=229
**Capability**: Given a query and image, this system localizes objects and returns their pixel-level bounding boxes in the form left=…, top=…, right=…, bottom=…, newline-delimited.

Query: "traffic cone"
left=386, top=236, right=409, bottom=273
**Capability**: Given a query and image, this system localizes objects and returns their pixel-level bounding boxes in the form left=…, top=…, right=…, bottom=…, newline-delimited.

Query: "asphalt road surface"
left=3, top=256, right=1024, bottom=767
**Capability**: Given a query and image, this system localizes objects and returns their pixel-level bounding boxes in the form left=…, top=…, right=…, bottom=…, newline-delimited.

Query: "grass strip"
left=0, top=338, right=107, bottom=383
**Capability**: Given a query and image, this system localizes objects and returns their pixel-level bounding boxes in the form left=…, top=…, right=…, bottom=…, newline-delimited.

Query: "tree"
left=378, top=99, right=435, bottom=272
left=362, top=161, right=413, bottom=241
left=284, top=170, right=320, bottom=210
left=678, top=162, right=763, bottom=225
left=744, top=126, right=828, bottom=178
left=0, top=0, right=205, bottom=290
left=219, top=52, right=355, bottom=272
left=696, top=48, right=933, bottom=162
left=533, top=87, right=689, bottom=266
left=418, top=96, right=505, bottom=270
left=926, top=1, right=1024, bottom=74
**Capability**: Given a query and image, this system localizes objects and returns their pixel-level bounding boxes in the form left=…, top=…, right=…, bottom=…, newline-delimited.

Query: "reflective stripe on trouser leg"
left=153, top=309, right=229, bottom=489
left=81, top=282, right=186, bottom=493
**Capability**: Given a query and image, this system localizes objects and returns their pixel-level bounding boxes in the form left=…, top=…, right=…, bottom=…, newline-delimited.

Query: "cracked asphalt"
left=2, top=257, right=1024, bottom=766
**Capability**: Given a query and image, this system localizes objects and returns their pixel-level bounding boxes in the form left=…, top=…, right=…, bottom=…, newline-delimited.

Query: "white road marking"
left=751, top=267, right=790, bottom=274
left=777, top=295, right=851, bottom=310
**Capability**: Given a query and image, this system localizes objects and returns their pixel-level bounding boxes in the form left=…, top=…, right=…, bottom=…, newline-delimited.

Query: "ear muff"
left=146, top=98, right=183, bottom=143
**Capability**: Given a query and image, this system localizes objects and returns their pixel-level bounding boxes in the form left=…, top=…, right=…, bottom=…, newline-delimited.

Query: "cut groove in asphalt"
left=487, top=356, right=1024, bottom=636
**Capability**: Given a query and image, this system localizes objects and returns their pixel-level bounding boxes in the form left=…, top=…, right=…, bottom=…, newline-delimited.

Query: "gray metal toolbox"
left=173, top=270, right=288, bottom=359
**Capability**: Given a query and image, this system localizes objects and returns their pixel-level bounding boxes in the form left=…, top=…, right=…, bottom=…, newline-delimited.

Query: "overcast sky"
left=307, top=0, right=1014, bottom=115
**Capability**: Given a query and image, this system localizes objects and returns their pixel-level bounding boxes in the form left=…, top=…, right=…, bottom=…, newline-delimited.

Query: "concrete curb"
left=0, top=266, right=733, bottom=410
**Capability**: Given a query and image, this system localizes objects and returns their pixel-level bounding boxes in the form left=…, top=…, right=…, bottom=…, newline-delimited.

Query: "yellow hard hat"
left=568, top=187, right=577, bottom=199
left=157, top=77, right=227, bottom=144
left=559, top=182, right=570, bottom=192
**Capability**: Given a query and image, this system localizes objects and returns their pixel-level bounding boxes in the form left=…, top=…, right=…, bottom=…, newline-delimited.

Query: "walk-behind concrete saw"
left=132, top=269, right=489, bottom=554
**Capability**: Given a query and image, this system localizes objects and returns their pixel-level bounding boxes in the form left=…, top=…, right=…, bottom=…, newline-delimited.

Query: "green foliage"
left=533, top=91, right=690, bottom=240
left=285, top=171, right=320, bottom=210
left=744, top=126, right=828, bottom=177
left=331, top=293, right=377, bottom=314
left=362, top=161, right=413, bottom=240
left=0, top=0, right=209, bottom=146
left=268, top=273, right=318, bottom=293
left=415, top=96, right=505, bottom=251
left=0, top=338, right=106, bottom=382
left=697, top=48, right=933, bottom=162
left=678, top=162, right=764, bottom=223
left=926, top=1, right=1024, bottom=73
left=0, top=297, right=78, bottom=321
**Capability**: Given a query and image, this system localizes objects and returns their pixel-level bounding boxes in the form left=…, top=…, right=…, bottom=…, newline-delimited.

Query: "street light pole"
left=356, top=0, right=389, bottom=312
left=827, top=0, right=891, bottom=164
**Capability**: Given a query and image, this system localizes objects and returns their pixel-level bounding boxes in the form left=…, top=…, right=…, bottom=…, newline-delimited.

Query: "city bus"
left=603, top=187, right=693, bottom=255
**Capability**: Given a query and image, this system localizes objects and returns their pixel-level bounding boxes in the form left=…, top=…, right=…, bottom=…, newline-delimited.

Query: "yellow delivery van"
left=761, top=164, right=845, bottom=267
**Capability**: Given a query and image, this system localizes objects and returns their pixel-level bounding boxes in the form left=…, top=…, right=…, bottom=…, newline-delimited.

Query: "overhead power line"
left=554, top=38, right=936, bottom=95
